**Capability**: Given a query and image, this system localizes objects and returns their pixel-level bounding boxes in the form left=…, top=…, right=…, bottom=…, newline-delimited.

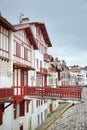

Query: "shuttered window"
left=20, top=101, right=25, bottom=116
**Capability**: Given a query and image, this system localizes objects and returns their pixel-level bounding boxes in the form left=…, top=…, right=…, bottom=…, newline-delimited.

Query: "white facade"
left=29, top=23, right=49, bottom=129
left=81, top=68, right=87, bottom=86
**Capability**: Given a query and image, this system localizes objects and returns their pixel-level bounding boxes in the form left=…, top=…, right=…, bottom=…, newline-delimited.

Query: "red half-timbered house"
left=30, top=22, right=52, bottom=87
left=0, top=15, right=15, bottom=129
left=12, top=22, right=38, bottom=130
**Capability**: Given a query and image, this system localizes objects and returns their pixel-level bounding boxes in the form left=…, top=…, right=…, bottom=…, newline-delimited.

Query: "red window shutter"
left=24, top=47, right=28, bottom=61
left=40, top=60, right=42, bottom=71
left=16, top=43, right=21, bottom=57
left=20, top=101, right=25, bottom=116
left=20, top=125, right=23, bottom=130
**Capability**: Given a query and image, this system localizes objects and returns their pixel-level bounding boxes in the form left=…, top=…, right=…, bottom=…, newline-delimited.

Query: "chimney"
left=20, top=17, right=30, bottom=24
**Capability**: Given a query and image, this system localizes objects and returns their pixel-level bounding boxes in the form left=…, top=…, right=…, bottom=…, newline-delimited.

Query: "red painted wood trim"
left=14, top=35, right=31, bottom=48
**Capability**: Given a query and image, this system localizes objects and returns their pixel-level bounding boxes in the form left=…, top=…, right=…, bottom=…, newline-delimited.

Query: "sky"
left=0, top=0, right=87, bottom=67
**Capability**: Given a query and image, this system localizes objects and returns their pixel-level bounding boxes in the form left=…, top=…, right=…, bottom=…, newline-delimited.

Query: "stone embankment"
left=36, top=102, right=74, bottom=130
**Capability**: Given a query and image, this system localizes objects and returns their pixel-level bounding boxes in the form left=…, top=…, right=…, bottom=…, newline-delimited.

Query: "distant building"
left=69, top=65, right=84, bottom=85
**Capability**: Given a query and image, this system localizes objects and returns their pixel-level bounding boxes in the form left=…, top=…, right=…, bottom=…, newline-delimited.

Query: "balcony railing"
left=44, top=53, right=53, bottom=62
left=0, top=86, right=82, bottom=101
left=0, top=88, right=13, bottom=100
left=24, top=86, right=82, bottom=100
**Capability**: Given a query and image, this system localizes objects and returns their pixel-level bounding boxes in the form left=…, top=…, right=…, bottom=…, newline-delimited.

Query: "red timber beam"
left=11, top=85, right=82, bottom=100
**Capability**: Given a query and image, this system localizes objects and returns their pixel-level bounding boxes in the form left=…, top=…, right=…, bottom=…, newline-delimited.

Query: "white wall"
left=0, top=76, right=12, bottom=88
left=3, top=104, right=13, bottom=130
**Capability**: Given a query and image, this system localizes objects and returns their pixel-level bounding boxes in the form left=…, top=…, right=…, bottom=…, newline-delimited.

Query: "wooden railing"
left=24, top=86, right=82, bottom=99
left=0, top=88, right=13, bottom=99
left=0, top=86, right=82, bottom=101
left=44, top=53, right=53, bottom=62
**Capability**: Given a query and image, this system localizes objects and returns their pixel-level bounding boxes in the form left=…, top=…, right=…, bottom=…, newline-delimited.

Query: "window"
left=14, top=105, right=19, bottom=119
left=49, top=77, right=53, bottom=85
left=41, top=112, right=43, bottom=122
left=0, top=26, right=9, bottom=59
left=86, top=72, right=87, bottom=77
left=38, top=114, right=40, bottom=125
left=26, top=100, right=29, bottom=113
left=40, top=78, right=43, bottom=86
left=24, top=71, right=28, bottom=86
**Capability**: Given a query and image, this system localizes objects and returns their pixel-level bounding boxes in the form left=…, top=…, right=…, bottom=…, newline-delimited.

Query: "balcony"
left=24, top=86, right=82, bottom=100
left=0, top=86, right=82, bottom=103
left=12, top=85, right=82, bottom=100
left=40, top=67, right=48, bottom=75
left=44, top=53, right=53, bottom=62
left=0, top=88, right=13, bottom=103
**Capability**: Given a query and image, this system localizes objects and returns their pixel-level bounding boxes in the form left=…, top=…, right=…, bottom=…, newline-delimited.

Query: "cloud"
left=0, top=0, right=87, bottom=66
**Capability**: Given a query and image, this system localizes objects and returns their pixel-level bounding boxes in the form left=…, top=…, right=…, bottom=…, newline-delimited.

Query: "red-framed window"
left=0, top=26, right=9, bottom=60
